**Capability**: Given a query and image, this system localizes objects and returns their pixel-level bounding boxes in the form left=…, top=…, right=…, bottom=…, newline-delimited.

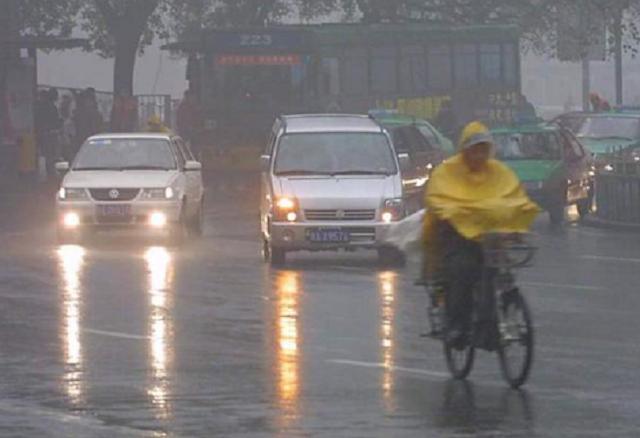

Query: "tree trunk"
left=113, top=35, right=139, bottom=96
left=613, top=7, right=623, bottom=106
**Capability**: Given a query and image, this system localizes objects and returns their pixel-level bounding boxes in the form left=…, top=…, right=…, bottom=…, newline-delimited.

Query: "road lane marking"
left=84, top=328, right=149, bottom=340
left=328, top=359, right=449, bottom=379
left=581, top=255, right=640, bottom=263
left=521, top=281, right=603, bottom=291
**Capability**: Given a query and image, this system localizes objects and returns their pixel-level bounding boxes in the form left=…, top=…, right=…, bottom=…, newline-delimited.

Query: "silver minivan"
left=260, top=114, right=408, bottom=266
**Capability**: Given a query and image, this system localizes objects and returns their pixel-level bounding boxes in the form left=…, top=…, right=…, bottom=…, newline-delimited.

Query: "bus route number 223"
left=240, top=34, right=273, bottom=47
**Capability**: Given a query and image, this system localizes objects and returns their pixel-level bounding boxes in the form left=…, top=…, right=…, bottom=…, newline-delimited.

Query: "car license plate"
left=97, top=204, right=131, bottom=217
left=306, top=228, right=350, bottom=243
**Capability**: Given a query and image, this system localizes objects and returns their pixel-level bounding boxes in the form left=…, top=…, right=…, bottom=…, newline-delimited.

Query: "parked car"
left=260, top=114, right=407, bottom=266
left=372, top=113, right=453, bottom=211
left=491, top=124, right=594, bottom=224
left=56, top=133, right=204, bottom=244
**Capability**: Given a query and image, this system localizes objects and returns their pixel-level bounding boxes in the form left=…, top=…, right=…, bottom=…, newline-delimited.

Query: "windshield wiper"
left=579, top=135, right=634, bottom=141
left=73, top=166, right=119, bottom=171
left=275, top=170, right=330, bottom=176
left=330, top=170, right=392, bottom=176
left=119, top=165, right=172, bottom=170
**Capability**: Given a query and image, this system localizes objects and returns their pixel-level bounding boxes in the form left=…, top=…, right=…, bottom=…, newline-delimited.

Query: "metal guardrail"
left=596, top=173, right=640, bottom=224
left=38, top=85, right=174, bottom=131
left=595, top=148, right=640, bottom=224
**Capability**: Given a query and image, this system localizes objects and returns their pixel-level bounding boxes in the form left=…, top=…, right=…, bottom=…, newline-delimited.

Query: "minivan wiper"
left=330, top=170, right=392, bottom=176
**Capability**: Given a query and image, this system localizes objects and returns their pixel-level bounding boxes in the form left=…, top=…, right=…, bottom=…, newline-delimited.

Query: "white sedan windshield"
left=74, top=138, right=176, bottom=170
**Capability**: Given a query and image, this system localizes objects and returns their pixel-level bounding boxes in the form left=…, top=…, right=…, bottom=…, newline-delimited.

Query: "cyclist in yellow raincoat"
left=423, top=121, right=540, bottom=347
left=146, top=115, right=172, bottom=134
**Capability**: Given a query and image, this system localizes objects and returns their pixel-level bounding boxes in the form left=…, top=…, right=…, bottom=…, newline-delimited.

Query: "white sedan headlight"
left=58, top=188, right=88, bottom=200
left=142, top=187, right=175, bottom=200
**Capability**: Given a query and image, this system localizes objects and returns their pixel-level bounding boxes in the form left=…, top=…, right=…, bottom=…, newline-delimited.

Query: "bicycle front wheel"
left=497, top=290, right=534, bottom=388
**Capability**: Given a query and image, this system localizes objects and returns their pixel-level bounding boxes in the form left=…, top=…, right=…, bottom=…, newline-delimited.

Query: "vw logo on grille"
left=336, top=210, right=345, bottom=219
left=108, top=189, right=120, bottom=199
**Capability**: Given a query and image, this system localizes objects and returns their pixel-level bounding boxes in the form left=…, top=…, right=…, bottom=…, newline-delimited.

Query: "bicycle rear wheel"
left=497, top=290, right=534, bottom=388
left=444, top=337, right=475, bottom=380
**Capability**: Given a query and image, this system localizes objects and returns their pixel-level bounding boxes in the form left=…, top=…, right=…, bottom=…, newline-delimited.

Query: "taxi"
left=574, top=112, right=640, bottom=171
left=492, top=124, right=594, bottom=224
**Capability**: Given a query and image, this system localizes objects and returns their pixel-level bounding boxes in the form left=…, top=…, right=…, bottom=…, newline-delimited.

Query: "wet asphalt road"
left=1, top=177, right=640, bottom=437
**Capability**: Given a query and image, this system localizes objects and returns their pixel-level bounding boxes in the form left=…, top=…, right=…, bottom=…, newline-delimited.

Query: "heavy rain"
left=1, top=1, right=640, bottom=437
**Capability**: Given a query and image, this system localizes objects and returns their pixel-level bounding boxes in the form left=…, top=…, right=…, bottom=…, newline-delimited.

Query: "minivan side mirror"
left=260, top=155, right=271, bottom=172
left=397, top=153, right=411, bottom=172
left=55, top=162, right=70, bottom=172
left=184, top=160, right=202, bottom=171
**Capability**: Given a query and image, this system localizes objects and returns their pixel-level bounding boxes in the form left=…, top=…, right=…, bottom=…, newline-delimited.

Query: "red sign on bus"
left=215, top=54, right=302, bottom=66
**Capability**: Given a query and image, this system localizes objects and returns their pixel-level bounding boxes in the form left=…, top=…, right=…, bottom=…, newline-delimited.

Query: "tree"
left=80, top=0, right=163, bottom=96
left=1, top=0, right=79, bottom=143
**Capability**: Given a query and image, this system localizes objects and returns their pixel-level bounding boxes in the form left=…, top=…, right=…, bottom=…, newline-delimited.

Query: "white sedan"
left=55, top=133, right=204, bottom=244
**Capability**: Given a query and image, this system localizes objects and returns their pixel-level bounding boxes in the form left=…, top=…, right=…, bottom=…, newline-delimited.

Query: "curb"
left=582, top=215, right=640, bottom=232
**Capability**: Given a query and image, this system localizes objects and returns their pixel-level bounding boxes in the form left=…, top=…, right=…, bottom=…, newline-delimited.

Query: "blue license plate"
left=306, top=228, right=350, bottom=243
left=97, top=204, right=131, bottom=217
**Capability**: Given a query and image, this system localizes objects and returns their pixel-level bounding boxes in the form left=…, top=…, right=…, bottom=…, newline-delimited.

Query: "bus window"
left=480, top=44, right=501, bottom=83
left=454, top=44, right=478, bottom=86
left=213, top=58, right=307, bottom=112
left=371, top=46, right=397, bottom=93
left=321, top=57, right=340, bottom=96
left=400, top=46, right=427, bottom=93
left=428, top=45, right=452, bottom=91
left=343, top=48, right=368, bottom=96
left=503, top=44, right=518, bottom=86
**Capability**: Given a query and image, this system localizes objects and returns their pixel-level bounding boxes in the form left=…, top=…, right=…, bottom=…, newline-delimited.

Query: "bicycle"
left=424, top=232, right=536, bottom=389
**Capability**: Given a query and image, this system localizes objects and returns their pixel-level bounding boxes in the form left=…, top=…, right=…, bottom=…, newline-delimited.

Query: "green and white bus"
left=165, top=23, right=521, bottom=148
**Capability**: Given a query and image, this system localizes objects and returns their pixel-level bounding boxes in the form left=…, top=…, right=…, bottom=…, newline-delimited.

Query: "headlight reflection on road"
left=275, top=271, right=302, bottom=424
left=144, top=246, right=174, bottom=419
left=378, top=271, right=397, bottom=409
left=57, top=245, right=86, bottom=405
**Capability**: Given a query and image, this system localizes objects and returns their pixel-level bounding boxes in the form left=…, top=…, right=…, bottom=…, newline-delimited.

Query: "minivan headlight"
left=382, top=198, right=405, bottom=223
left=58, top=188, right=87, bottom=200
left=274, top=197, right=299, bottom=222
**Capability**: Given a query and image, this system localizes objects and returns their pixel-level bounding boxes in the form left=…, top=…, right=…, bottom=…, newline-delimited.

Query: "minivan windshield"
left=494, top=132, right=562, bottom=160
left=73, top=138, right=176, bottom=171
left=576, top=116, right=640, bottom=140
left=274, top=132, right=397, bottom=176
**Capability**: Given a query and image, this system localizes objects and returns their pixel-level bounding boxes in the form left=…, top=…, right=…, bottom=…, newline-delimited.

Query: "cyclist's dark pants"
left=437, top=222, right=495, bottom=336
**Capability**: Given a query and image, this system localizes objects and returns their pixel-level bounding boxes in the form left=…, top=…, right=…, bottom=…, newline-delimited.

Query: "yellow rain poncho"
left=423, top=122, right=540, bottom=249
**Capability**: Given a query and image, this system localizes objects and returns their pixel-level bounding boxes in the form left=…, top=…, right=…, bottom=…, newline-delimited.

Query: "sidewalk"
left=0, top=181, right=55, bottom=233
left=582, top=215, right=640, bottom=232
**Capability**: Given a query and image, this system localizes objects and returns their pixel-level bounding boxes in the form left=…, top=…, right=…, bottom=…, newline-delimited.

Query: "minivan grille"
left=304, top=209, right=376, bottom=221
left=90, top=188, right=140, bottom=201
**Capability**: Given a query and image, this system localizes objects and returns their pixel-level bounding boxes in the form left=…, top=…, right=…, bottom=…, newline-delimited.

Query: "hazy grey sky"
left=38, top=42, right=188, bottom=98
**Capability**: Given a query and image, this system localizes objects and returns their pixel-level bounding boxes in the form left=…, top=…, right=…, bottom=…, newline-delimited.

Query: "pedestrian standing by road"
left=177, top=89, right=203, bottom=159
left=515, top=94, right=537, bottom=123
left=111, top=89, right=138, bottom=132
left=435, top=100, right=458, bottom=140
left=35, top=88, right=62, bottom=180
left=74, top=88, right=103, bottom=157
